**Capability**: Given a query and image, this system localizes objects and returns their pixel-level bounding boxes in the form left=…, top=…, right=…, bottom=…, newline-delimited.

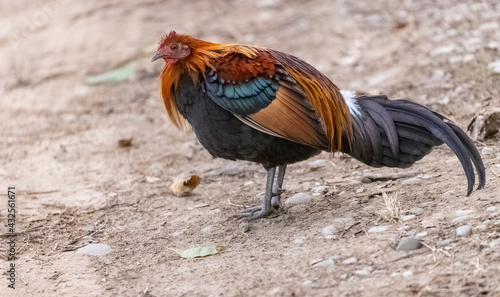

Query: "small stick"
left=361, top=170, right=421, bottom=183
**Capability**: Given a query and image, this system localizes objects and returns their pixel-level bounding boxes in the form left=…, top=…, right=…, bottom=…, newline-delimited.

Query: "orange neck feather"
left=159, top=37, right=258, bottom=130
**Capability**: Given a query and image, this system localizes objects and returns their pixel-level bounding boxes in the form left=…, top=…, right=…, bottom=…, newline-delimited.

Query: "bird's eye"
left=170, top=44, right=179, bottom=51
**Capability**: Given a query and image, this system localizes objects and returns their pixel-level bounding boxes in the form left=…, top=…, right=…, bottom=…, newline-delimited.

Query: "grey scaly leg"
left=271, top=165, right=287, bottom=211
left=238, top=167, right=277, bottom=220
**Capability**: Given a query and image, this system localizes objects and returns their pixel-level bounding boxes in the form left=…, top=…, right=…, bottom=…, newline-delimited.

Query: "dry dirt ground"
left=1, top=0, right=500, bottom=296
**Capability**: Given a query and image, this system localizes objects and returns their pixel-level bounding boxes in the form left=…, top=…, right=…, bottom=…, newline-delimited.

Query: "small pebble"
left=416, top=232, right=428, bottom=238
left=368, top=226, right=388, bottom=233
left=409, top=207, right=424, bottom=215
left=293, top=237, right=305, bottom=244
left=285, top=193, right=312, bottom=207
left=354, top=269, right=371, bottom=276
left=239, top=221, right=250, bottom=233
left=488, top=61, right=500, bottom=73
left=243, top=181, right=254, bottom=186
left=452, top=215, right=473, bottom=224
left=456, top=225, right=472, bottom=237
left=201, top=225, right=213, bottom=233
left=402, top=177, right=422, bottom=185
left=402, top=215, right=416, bottom=221
left=397, top=237, right=422, bottom=252
left=456, top=210, right=474, bottom=216
left=489, top=239, right=500, bottom=249
left=486, top=206, right=497, bottom=212
left=402, top=271, right=413, bottom=278
left=475, top=224, right=487, bottom=231
left=480, top=22, right=500, bottom=31
left=308, top=159, right=326, bottom=169
left=482, top=146, right=494, bottom=156
left=76, top=244, right=112, bottom=256
left=342, top=257, right=357, bottom=264
left=437, top=239, right=452, bottom=247
left=312, top=259, right=334, bottom=269
left=302, top=280, right=312, bottom=286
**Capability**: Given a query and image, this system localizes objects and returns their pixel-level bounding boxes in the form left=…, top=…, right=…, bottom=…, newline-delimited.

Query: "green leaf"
left=86, top=62, right=136, bottom=84
left=172, top=245, right=219, bottom=258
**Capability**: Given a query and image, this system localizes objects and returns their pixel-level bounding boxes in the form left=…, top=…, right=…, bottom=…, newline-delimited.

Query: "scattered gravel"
left=76, top=243, right=112, bottom=256
left=456, top=225, right=472, bottom=237
left=397, top=237, right=422, bottom=252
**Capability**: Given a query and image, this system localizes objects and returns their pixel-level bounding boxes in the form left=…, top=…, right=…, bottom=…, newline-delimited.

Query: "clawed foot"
left=236, top=192, right=285, bottom=220
left=236, top=165, right=287, bottom=220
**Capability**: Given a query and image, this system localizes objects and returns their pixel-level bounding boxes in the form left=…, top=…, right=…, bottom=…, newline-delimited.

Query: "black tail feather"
left=342, top=95, right=485, bottom=196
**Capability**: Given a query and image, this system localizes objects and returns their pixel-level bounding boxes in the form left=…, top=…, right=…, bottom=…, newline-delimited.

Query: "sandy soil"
left=1, top=0, right=500, bottom=296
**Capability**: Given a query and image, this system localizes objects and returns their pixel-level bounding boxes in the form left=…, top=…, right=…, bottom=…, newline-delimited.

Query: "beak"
left=151, top=52, right=161, bottom=62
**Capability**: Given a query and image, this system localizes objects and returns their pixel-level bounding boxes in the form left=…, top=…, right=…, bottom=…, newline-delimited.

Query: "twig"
left=0, top=189, right=59, bottom=196
left=361, top=170, right=421, bottom=183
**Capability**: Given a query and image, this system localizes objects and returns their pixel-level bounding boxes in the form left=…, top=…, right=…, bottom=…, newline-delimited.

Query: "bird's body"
left=153, top=31, right=485, bottom=219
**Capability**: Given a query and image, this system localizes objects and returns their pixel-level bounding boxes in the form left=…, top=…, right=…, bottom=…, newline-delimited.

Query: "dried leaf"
left=170, top=175, right=201, bottom=197
left=468, top=107, right=500, bottom=140
left=86, top=62, right=136, bottom=84
left=118, top=138, right=133, bottom=147
left=172, top=245, right=218, bottom=258
left=146, top=176, right=160, bottom=183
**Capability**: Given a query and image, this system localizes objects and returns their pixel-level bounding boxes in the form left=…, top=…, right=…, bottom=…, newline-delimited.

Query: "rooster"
left=152, top=31, right=485, bottom=220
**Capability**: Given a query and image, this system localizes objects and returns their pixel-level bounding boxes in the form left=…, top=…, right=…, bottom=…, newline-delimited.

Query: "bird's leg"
left=271, top=165, right=287, bottom=211
left=238, top=167, right=277, bottom=220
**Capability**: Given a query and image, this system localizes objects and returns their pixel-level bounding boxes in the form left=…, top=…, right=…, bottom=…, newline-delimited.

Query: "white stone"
left=76, top=244, right=112, bottom=256
left=486, top=206, right=497, bottom=212
left=368, top=226, right=388, bottom=233
left=342, top=257, right=357, bottom=264
left=354, top=269, right=371, bottom=276
left=244, top=181, right=254, bottom=186
left=285, top=193, right=312, bottom=206
left=293, top=237, right=305, bottom=244
left=452, top=215, right=473, bottom=224
left=312, top=259, right=334, bottom=269
left=402, top=215, right=416, bottom=221
left=307, top=159, right=326, bottom=169
left=409, top=208, right=424, bottom=215
left=488, top=61, right=500, bottom=74
left=402, top=271, right=413, bottom=278
left=431, top=45, right=455, bottom=56
left=311, top=186, right=327, bottom=193
left=456, top=225, right=472, bottom=237
left=456, top=209, right=474, bottom=216
left=479, top=22, right=500, bottom=31
left=416, top=232, right=428, bottom=238
left=302, top=280, right=312, bottom=286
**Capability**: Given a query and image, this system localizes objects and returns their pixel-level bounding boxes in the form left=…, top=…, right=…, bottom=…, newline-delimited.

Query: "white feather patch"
left=341, top=89, right=361, bottom=117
